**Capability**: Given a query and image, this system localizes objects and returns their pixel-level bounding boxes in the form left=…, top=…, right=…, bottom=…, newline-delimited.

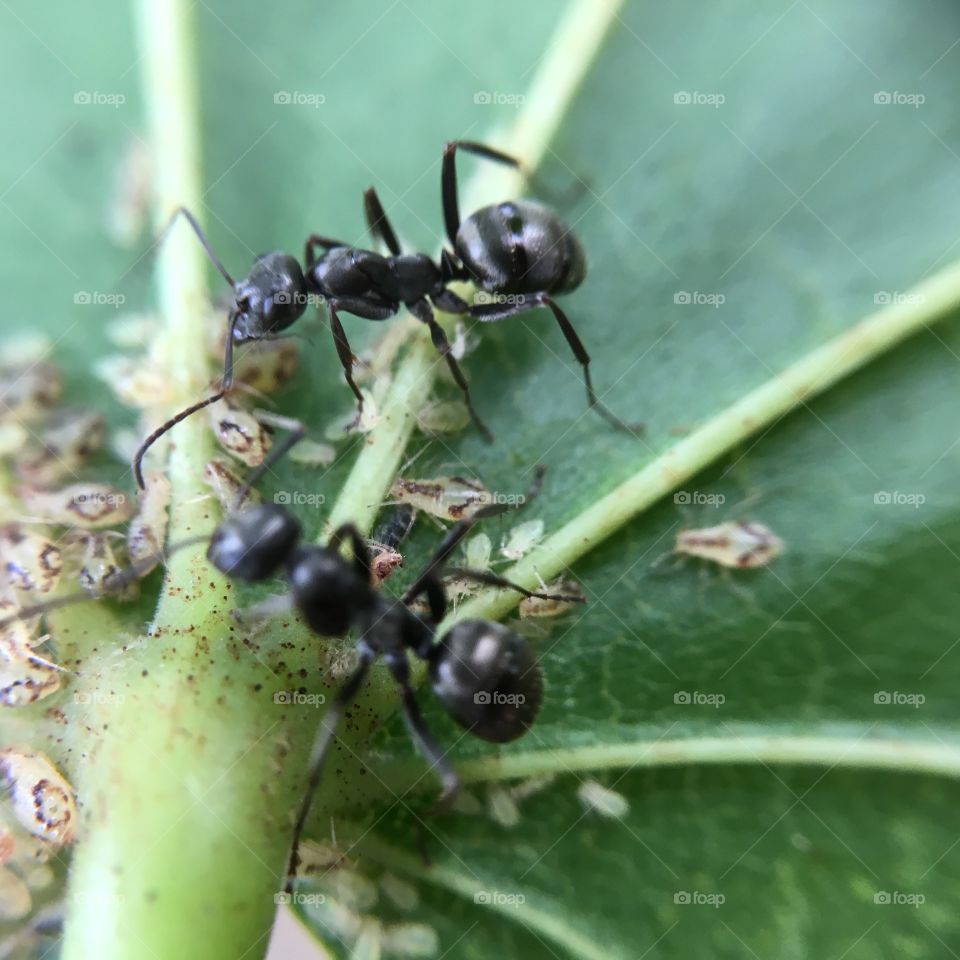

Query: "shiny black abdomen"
left=455, top=199, right=586, bottom=296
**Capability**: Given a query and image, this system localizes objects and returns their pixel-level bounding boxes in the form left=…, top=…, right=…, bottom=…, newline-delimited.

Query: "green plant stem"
left=60, top=2, right=285, bottom=958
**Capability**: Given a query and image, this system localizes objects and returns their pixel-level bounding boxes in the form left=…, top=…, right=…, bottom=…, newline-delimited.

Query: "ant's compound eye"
left=207, top=503, right=301, bottom=581
left=430, top=620, right=542, bottom=743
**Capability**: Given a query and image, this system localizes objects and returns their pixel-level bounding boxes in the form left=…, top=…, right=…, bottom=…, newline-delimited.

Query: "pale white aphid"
left=105, top=136, right=152, bottom=247
left=19, top=483, right=132, bottom=529
left=206, top=398, right=271, bottom=467
left=0, top=334, right=54, bottom=367
left=288, top=440, right=336, bottom=467
left=518, top=579, right=584, bottom=618
left=0, top=750, right=77, bottom=845
left=202, top=458, right=261, bottom=512
left=675, top=521, right=784, bottom=569
left=94, top=354, right=171, bottom=410
left=381, top=922, right=440, bottom=958
left=416, top=400, right=470, bottom=436
left=464, top=532, right=492, bottom=572
left=487, top=785, right=521, bottom=828
left=17, top=408, right=105, bottom=485
left=576, top=780, right=629, bottom=820
left=379, top=873, right=419, bottom=912
left=389, top=475, right=492, bottom=522
left=105, top=311, right=159, bottom=349
left=1, top=526, right=62, bottom=594
left=509, top=772, right=558, bottom=802
left=126, top=472, right=171, bottom=574
left=0, top=423, right=27, bottom=457
left=325, top=389, right=379, bottom=440
left=0, top=864, right=31, bottom=921
left=500, top=519, right=545, bottom=561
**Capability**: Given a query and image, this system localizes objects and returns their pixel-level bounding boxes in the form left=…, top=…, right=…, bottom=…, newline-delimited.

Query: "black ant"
left=132, top=140, right=638, bottom=489
left=4, top=456, right=582, bottom=893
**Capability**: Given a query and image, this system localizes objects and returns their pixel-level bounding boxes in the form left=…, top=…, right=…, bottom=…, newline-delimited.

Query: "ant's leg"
left=407, top=298, right=493, bottom=444
left=132, top=311, right=243, bottom=488
left=326, top=302, right=365, bottom=425
left=327, top=522, right=371, bottom=581
left=402, top=466, right=546, bottom=604
left=386, top=653, right=460, bottom=812
left=233, top=411, right=308, bottom=507
left=442, top=141, right=522, bottom=246
left=444, top=567, right=585, bottom=604
left=304, top=234, right=351, bottom=269
left=285, top=647, right=374, bottom=893
left=431, top=286, right=471, bottom=315
left=363, top=187, right=402, bottom=256
left=158, top=207, right=235, bottom=286
left=469, top=295, right=644, bottom=435
left=283, top=655, right=374, bottom=889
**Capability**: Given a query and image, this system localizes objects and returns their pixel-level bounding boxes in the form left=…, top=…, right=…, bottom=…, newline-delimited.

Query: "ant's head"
left=232, top=253, right=309, bottom=341
left=207, top=503, right=302, bottom=582
left=286, top=545, right=369, bottom=637
left=428, top=619, right=542, bottom=743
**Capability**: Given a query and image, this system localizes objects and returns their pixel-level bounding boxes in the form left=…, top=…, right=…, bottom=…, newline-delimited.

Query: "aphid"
left=0, top=423, right=27, bottom=457
left=464, top=532, right=492, bottom=571
left=367, top=506, right=416, bottom=587
left=105, top=311, right=159, bottom=349
left=0, top=361, right=62, bottom=424
left=509, top=772, right=558, bottom=802
left=132, top=139, right=640, bottom=488
left=287, top=439, right=336, bottom=467
left=18, top=483, right=132, bottom=529
left=0, top=334, right=54, bottom=368
left=389, top=475, right=492, bottom=522
left=206, top=397, right=271, bottom=467
left=518, top=578, right=585, bottom=618
left=675, top=521, right=784, bottom=569
left=0, top=865, right=31, bottom=921
left=0, top=631, right=62, bottom=706
left=202, top=458, right=261, bottom=512
left=324, top=388, right=378, bottom=440
left=379, top=873, right=419, bottom=912
left=381, top=922, right=439, bottom=958
left=105, top=136, right=152, bottom=247
left=1, top=526, right=62, bottom=594
left=16, top=408, right=105, bottom=485
left=500, top=519, right=544, bottom=561
left=416, top=400, right=470, bottom=436
left=487, top=785, right=520, bottom=828
left=94, top=354, right=170, bottom=410
left=220, top=336, right=300, bottom=395
left=69, top=532, right=129, bottom=599
left=576, top=780, right=629, bottom=820
left=0, top=750, right=76, bottom=845
left=126, top=473, right=171, bottom=574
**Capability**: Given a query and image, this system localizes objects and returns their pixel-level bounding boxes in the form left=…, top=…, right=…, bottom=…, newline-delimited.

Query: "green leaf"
left=3, top=0, right=960, bottom=958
